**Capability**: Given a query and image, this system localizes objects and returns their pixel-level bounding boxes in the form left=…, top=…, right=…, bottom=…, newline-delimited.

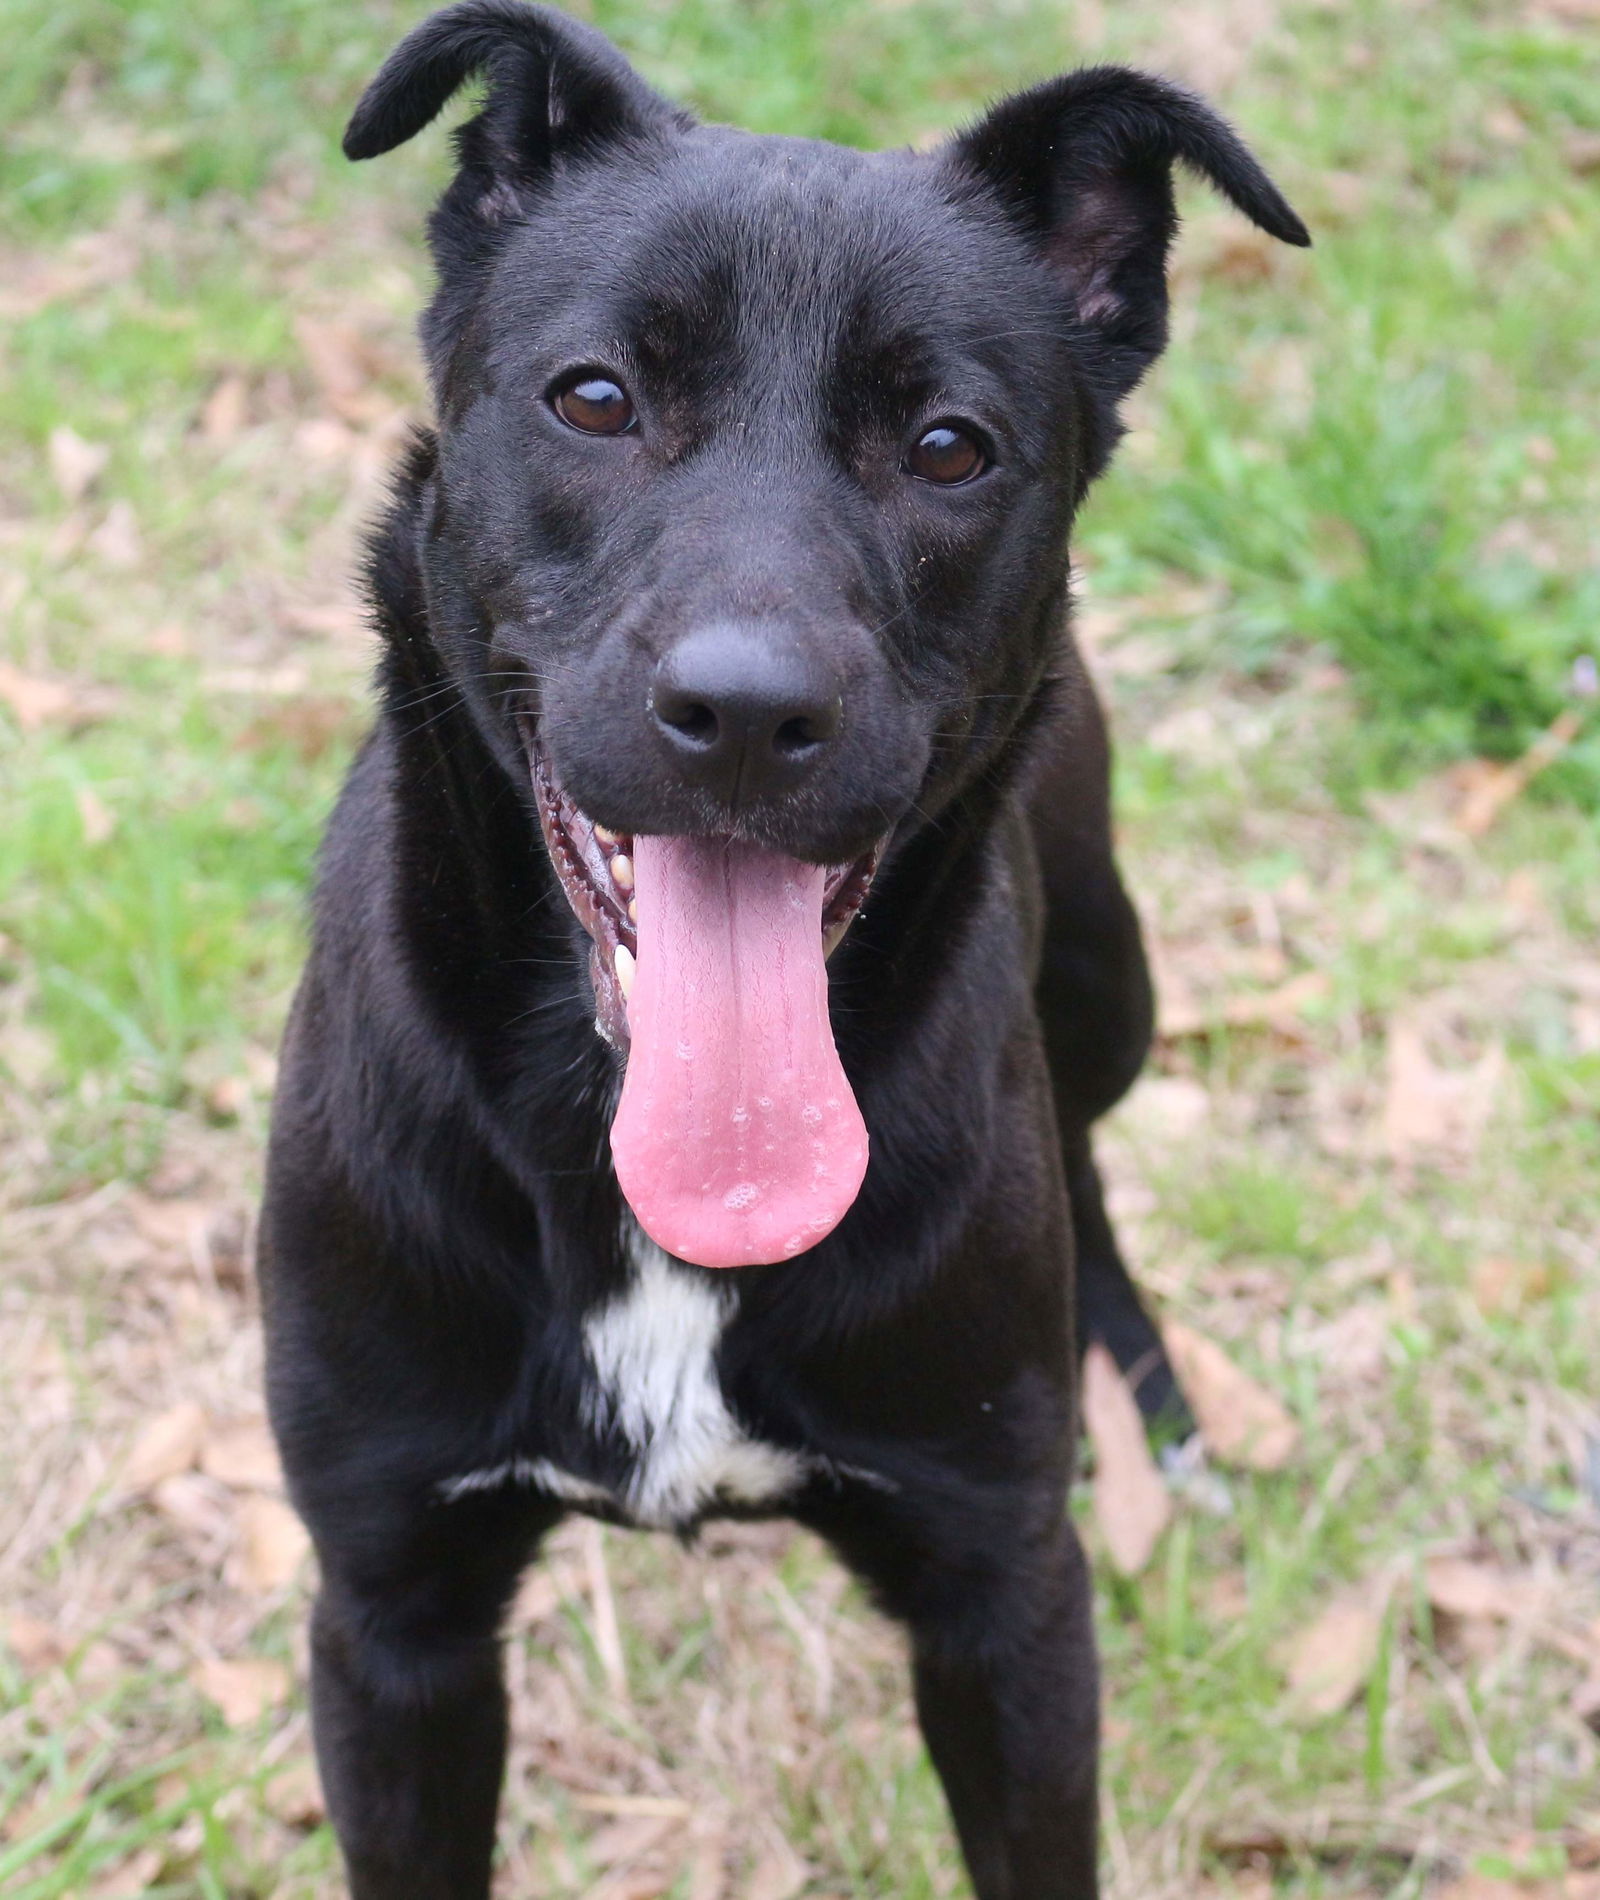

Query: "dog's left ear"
left=949, top=68, right=1308, bottom=400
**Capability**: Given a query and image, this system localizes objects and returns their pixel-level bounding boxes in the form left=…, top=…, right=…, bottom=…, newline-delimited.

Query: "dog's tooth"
left=610, top=852, right=634, bottom=892
left=628, top=898, right=638, bottom=924
left=614, top=943, right=635, bottom=1000
left=594, top=824, right=617, bottom=847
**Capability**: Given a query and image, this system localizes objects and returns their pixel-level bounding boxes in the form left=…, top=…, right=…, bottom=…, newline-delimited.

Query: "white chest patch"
left=442, top=1228, right=807, bottom=1529
left=580, top=1232, right=807, bottom=1526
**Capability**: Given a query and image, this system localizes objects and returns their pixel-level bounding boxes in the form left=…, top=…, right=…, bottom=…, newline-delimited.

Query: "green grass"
left=3, top=0, right=1598, bottom=1893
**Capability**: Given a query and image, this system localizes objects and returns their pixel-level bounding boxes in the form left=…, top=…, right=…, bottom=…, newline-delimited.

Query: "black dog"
left=260, top=6, right=1306, bottom=1892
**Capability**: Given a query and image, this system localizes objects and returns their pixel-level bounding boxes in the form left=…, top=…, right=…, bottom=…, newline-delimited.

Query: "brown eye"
left=551, top=374, right=636, bottom=436
left=905, top=422, right=988, bottom=486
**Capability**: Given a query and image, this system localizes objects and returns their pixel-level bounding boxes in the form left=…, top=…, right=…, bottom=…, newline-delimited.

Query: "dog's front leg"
left=809, top=1483, right=1100, bottom=1898
left=304, top=1488, right=560, bottom=1900
left=311, top=1590, right=506, bottom=1899
left=911, top=1524, right=1099, bottom=1899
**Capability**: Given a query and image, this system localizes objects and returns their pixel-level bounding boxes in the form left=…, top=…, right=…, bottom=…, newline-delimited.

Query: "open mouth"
left=525, top=728, right=880, bottom=1270
left=527, top=737, right=881, bottom=1053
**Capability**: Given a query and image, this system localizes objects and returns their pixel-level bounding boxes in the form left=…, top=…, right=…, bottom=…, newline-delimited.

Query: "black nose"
left=651, top=623, right=843, bottom=805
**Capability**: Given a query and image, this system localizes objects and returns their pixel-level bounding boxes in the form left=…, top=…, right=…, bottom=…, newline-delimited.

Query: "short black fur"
left=261, top=8, right=1307, bottom=1892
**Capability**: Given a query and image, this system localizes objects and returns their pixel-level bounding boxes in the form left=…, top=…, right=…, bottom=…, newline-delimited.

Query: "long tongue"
left=610, top=836, right=869, bottom=1269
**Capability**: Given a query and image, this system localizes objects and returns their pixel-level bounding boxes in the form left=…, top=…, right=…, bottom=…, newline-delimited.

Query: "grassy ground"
left=2, top=0, right=1598, bottom=1893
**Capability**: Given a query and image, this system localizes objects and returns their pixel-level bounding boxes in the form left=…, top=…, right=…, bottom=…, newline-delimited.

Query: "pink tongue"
left=610, top=835, right=869, bottom=1269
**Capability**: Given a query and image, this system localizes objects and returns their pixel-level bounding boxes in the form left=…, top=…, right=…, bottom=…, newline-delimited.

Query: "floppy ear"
left=346, top=2, right=687, bottom=376
left=344, top=0, right=686, bottom=207
left=950, top=67, right=1308, bottom=401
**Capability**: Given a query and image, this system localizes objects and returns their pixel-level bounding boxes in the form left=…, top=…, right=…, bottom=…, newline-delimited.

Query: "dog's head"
left=348, top=0, right=1306, bottom=1267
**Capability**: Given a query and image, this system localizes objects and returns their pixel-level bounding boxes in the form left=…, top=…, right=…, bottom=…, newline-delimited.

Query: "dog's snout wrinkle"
left=651, top=621, right=843, bottom=807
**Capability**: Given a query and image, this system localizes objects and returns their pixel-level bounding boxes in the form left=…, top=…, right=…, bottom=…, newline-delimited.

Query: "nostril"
left=654, top=681, right=722, bottom=749
left=774, top=714, right=823, bottom=756
left=662, top=699, right=719, bottom=746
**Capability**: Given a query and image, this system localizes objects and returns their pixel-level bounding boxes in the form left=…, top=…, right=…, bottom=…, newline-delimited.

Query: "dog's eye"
left=551, top=373, right=637, bottom=436
left=905, top=423, right=988, bottom=486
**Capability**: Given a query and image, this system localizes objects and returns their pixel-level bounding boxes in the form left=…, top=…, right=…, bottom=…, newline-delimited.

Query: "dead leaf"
left=1302, top=1299, right=1390, bottom=1382
left=295, top=315, right=366, bottom=408
left=47, top=424, right=110, bottom=504
left=1434, top=1881, right=1600, bottom=1899
left=1381, top=1018, right=1505, bottom=1164
left=125, top=1193, right=220, bottom=1267
left=204, top=1073, right=251, bottom=1120
left=1201, top=223, right=1282, bottom=285
left=1282, top=1591, right=1384, bottom=1718
left=292, top=415, right=357, bottom=460
left=76, top=786, right=116, bottom=845
left=200, top=374, right=250, bottom=440
left=686, top=1809, right=730, bottom=1900
left=0, top=663, right=76, bottom=731
left=1159, top=970, right=1330, bottom=1039
left=1502, top=865, right=1550, bottom=930
left=1206, top=1571, right=1251, bottom=1621
left=1454, top=710, right=1585, bottom=836
left=240, top=694, right=356, bottom=763
left=1082, top=1342, right=1171, bottom=1575
left=0, top=228, right=139, bottom=319
left=1470, top=1257, right=1553, bottom=1318
left=6, top=1613, right=68, bottom=1671
left=263, top=1758, right=325, bottom=1827
left=125, top=1400, right=207, bottom=1489
left=1231, top=969, right=1330, bottom=1028
left=588, top=1813, right=682, bottom=1867
left=151, top=1472, right=233, bottom=1546
left=282, top=601, right=368, bottom=642
left=1563, top=131, right=1600, bottom=175
left=1162, top=1322, right=1300, bottom=1471
left=202, top=661, right=311, bottom=697
left=3, top=1022, right=57, bottom=1089
left=90, top=1846, right=165, bottom=1898
left=742, top=1844, right=807, bottom=1900
left=1484, top=103, right=1529, bottom=144
left=147, top=622, right=189, bottom=657
left=200, top=1418, right=284, bottom=1492
left=1425, top=1555, right=1545, bottom=1624
left=1316, top=170, right=1370, bottom=223
left=587, top=1876, right=672, bottom=1900
left=293, top=315, right=395, bottom=424
left=1146, top=703, right=1226, bottom=763
left=511, top=1569, right=563, bottom=1627
left=193, top=1656, right=291, bottom=1726
left=1569, top=1833, right=1600, bottom=1872
left=1129, top=1074, right=1211, bottom=1140
left=1202, top=1820, right=1291, bottom=1864
left=245, top=1044, right=280, bottom=1090
left=87, top=498, right=143, bottom=569
left=1573, top=1672, right=1600, bottom=1736
left=228, top=1494, right=310, bottom=1593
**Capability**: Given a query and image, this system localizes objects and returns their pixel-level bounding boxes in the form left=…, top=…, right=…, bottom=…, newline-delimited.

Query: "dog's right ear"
left=344, top=0, right=685, bottom=209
